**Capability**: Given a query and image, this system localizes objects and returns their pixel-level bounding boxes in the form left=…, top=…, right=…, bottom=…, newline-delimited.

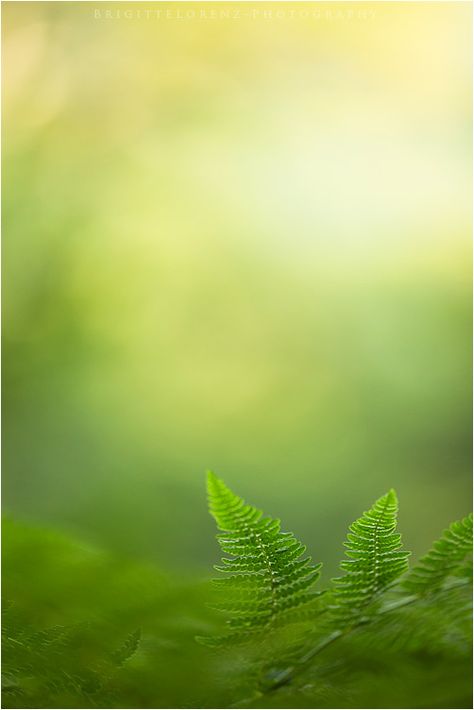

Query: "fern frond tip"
left=402, top=512, right=473, bottom=595
left=206, top=470, right=219, bottom=489
left=378, top=488, right=398, bottom=507
left=331, top=487, right=409, bottom=624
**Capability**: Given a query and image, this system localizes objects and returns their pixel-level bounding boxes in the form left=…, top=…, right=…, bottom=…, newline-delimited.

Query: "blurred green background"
left=3, top=1, right=472, bottom=580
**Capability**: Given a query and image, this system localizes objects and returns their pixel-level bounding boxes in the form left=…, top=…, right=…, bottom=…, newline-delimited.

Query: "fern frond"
left=331, top=489, right=410, bottom=625
left=402, top=513, right=472, bottom=595
left=110, top=628, right=141, bottom=667
left=201, top=472, right=322, bottom=644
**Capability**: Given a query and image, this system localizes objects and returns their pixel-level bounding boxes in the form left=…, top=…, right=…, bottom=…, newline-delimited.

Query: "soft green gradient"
left=3, top=2, right=472, bottom=576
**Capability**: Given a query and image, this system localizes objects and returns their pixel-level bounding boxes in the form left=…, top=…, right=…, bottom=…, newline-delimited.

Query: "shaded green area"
left=3, top=507, right=472, bottom=709
left=2, top=518, right=232, bottom=709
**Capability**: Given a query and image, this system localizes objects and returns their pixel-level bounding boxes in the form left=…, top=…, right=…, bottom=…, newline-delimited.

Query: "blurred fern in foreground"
left=2, top=477, right=472, bottom=709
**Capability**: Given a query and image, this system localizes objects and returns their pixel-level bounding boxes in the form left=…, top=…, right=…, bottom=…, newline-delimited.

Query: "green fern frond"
left=331, top=489, right=410, bottom=625
left=201, top=472, right=322, bottom=644
left=110, top=628, right=141, bottom=668
left=402, top=513, right=472, bottom=595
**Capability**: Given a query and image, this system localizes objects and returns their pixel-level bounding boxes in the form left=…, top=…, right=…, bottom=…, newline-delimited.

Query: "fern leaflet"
left=402, top=513, right=472, bottom=595
left=330, top=489, right=410, bottom=625
left=200, top=471, right=322, bottom=645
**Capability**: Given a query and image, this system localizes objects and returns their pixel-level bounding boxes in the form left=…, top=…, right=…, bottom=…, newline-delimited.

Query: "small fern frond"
left=110, top=628, right=141, bottom=667
left=402, top=513, right=472, bottom=595
left=202, top=472, right=322, bottom=644
left=331, top=489, right=410, bottom=625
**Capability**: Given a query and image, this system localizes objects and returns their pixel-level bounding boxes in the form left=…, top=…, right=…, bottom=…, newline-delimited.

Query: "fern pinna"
left=331, top=489, right=409, bottom=625
left=201, top=471, right=321, bottom=645
left=402, top=513, right=472, bottom=595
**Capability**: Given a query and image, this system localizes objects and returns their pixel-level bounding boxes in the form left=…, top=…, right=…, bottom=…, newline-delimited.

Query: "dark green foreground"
left=3, top=517, right=472, bottom=709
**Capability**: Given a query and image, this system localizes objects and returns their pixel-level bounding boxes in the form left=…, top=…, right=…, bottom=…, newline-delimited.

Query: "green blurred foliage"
left=2, top=518, right=233, bottom=708
left=3, top=515, right=472, bottom=708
